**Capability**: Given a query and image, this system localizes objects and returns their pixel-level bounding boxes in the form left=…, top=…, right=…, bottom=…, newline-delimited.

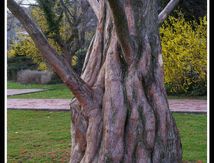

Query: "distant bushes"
left=17, top=70, right=54, bottom=84
left=7, top=37, right=63, bottom=84
left=160, top=14, right=207, bottom=96
left=8, top=36, right=49, bottom=71
left=7, top=36, right=86, bottom=74
left=47, top=73, right=63, bottom=84
left=7, top=56, right=38, bottom=81
left=8, top=12, right=207, bottom=95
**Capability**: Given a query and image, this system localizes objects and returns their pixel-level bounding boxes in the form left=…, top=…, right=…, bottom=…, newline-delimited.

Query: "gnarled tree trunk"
left=8, top=0, right=182, bottom=162
left=69, top=1, right=182, bottom=162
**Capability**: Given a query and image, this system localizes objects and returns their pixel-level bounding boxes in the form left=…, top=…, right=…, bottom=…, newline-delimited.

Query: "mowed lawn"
left=7, top=81, right=72, bottom=99
left=7, top=111, right=207, bottom=163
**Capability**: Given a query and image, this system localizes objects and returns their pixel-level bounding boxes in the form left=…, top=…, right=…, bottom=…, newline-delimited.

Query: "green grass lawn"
left=8, top=89, right=73, bottom=99
left=7, top=111, right=207, bottom=162
left=174, top=113, right=207, bottom=162
left=7, top=81, right=73, bottom=99
left=7, top=111, right=71, bottom=162
left=7, top=82, right=207, bottom=100
left=7, top=81, right=63, bottom=89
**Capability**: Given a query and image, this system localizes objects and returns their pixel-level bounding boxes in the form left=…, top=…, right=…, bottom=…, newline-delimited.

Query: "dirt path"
left=7, top=98, right=207, bottom=113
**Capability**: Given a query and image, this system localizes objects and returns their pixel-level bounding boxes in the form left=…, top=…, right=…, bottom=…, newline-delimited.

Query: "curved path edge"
left=7, top=89, right=47, bottom=96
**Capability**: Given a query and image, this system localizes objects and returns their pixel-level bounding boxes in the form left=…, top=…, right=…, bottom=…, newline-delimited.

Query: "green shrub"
left=17, top=70, right=53, bottom=84
left=8, top=36, right=50, bottom=71
left=160, top=14, right=207, bottom=96
left=73, top=48, right=87, bottom=75
left=47, top=73, right=63, bottom=84
left=7, top=56, right=38, bottom=81
left=7, top=35, right=84, bottom=73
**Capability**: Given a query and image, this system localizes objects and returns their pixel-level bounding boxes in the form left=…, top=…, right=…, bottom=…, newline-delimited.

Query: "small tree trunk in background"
left=70, top=0, right=182, bottom=162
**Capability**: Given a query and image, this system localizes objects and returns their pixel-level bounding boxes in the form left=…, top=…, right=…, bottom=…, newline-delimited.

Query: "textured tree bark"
left=69, top=0, right=182, bottom=162
left=8, top=0, right=182, bottom=162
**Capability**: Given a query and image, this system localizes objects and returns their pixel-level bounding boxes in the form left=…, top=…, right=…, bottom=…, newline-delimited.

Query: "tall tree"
left=34, top=0, right=96, bottom=68
left=8, top=0, right=182, bottom=162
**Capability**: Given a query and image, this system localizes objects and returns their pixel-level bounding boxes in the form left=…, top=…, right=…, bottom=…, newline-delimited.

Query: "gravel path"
left=7, top=98, right=207, bottom=113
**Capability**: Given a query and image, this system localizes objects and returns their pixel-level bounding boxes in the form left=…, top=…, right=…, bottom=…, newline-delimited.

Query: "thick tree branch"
left=107, top=0, right=134, bottom=65
left=87, top=0, right=100, bottom=19
left=7, top=0, right=94, bottom=107
left=158, top=0, right=180, bottom=24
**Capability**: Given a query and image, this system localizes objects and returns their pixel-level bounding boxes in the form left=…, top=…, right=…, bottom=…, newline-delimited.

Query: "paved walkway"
left=7, top=89, right=46, bottom=96
left=7, top=99, right=70, bottom=111
left=7, top=99, right=207, bottom=113
left=168, top=99, right=207, bottom=113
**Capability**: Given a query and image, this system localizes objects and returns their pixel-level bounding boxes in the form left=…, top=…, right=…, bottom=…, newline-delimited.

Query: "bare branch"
left=7, top=0, right=94, bottom=107
left=107, top=0, right=134, bottom=65
left=158, top=0, right=180, bottom=24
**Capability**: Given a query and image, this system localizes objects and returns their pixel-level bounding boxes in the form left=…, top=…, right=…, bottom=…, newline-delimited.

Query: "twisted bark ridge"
left=70, top=0, right=182, bottom=162
left=8, top=0, right=182, bottom=162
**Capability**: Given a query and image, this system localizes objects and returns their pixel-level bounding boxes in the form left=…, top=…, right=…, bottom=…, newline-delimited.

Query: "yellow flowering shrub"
left=160, top=14, right=207, bottom=95
left=8, top=35, right=47, bottom=70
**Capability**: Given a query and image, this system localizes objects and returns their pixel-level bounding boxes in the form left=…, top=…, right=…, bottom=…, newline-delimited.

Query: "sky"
left=17, top=0, right=36, bottom=3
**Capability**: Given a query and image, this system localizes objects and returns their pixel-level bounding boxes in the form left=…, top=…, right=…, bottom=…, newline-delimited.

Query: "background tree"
left=34, top=0, right=96, bottom=69
left=8, top=0, right=97, bottom=74
left=8, top=0, right=183, bottom=162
